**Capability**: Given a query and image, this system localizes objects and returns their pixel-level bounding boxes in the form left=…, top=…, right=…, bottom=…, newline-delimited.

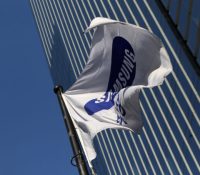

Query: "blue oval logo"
left=84, top=36, right=136, bottom=115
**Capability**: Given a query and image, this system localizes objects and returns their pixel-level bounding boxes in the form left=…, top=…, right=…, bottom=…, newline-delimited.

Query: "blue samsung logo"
left=84, top=36, right=136, bottom=116
left=107, top=36, right=136, bottom=92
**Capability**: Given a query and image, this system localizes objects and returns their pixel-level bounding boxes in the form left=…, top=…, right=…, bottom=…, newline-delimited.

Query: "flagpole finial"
left=54, top=85, right=63, bottom=93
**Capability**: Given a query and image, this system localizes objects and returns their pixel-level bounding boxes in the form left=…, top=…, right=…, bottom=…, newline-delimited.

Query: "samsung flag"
left=62, top=17, right=172, bottom=163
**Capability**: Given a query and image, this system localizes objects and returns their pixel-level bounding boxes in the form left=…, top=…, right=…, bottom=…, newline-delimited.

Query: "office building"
left=30, top=1, right=200, bottom=174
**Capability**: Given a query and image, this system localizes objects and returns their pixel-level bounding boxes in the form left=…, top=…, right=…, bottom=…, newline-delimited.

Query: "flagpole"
left=54, top=85, right=89, bottom=175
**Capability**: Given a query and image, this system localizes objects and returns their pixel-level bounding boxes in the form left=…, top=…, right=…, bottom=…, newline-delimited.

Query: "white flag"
left=62, top=17, right=172, bottom=163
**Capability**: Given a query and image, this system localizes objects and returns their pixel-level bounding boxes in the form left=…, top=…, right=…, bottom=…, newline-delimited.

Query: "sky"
left=0, top=1, right=78, bottom=175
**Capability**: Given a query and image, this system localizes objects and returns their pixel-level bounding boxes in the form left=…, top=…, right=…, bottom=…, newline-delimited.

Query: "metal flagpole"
left=54, top=85, right=89, bottom=175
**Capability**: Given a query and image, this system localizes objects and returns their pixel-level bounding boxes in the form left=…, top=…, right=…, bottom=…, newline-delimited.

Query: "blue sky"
left=0, top=1, right=78, bottom=175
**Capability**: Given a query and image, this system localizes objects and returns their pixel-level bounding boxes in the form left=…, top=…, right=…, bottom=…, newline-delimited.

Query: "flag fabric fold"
left=62, top=17, right=172, bottom=163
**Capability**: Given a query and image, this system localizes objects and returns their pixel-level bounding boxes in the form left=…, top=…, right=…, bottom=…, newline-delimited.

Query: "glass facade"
left=30, top=1, right=200, bottom=174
